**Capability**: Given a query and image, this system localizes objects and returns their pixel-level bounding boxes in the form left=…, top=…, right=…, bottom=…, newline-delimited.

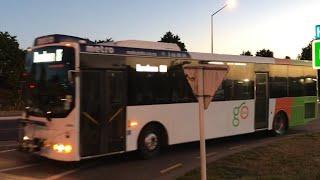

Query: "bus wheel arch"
left=272, top=110, right=289, bottom=135
left=137, top=121, right=168, bottom=159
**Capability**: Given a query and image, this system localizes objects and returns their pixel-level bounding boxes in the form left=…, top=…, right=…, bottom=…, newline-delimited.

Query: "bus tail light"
left=53, top=144, right=72, bottom=154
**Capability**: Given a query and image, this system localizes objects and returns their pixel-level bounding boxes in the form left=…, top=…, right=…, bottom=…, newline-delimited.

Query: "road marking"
left=229, top=145, right=243, bottom=150
left=45, top=162, right=100, bottom=180
left=160, top=163, right=183, bottom=174
left=0, top=149, right=16, bottom=153
left=0, top=143, right=19, bottom=148
left=0, top=172, right=36, bottom=180
left=46, top=168, right=82, bottom=180
left=0, top=163, right=40, bottom=173
left=196, top=152, right=217, bottom=159
left=0, top=116, right=21, bottom=121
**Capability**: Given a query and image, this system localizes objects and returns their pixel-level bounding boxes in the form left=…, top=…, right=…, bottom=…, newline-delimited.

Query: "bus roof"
left=189, top=52, right=312, bottom=66
left=190, top=52, right=273, bottom=64
left=98, top=40, right=181, bottom=51
left=33, top=34, right=312, bottom=66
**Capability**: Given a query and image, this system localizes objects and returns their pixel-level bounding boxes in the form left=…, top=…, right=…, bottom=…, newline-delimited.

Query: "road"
left=0, top=118, right=318, bottom=180
left=0, top=117, right=20, bottom=141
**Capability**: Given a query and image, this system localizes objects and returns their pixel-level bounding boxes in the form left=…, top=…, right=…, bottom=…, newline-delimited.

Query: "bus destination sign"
left=84, top=45, right=190, bottom=59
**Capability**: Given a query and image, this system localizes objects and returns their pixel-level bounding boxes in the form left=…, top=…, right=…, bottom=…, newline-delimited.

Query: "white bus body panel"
left=126, top=100, right=255, bottom=151
left=268, top=99, right=276, bottom=130
left=23, top=109, right=79, bottom=161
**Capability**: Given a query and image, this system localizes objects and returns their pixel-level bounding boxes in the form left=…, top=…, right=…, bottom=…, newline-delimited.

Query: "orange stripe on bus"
left=275, top=97, right=293, bottom=121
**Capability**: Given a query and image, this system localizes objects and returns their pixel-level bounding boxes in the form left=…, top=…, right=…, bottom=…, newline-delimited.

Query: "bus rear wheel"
left=138, top=125, right=162, bottom=159
left=272, top=112, right=288, bottom=136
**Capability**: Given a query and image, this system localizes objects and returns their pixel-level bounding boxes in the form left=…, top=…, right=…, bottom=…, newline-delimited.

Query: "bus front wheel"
left=138, top=125, right=162, bottom=159
left=272, top=112, right=288, bottom=136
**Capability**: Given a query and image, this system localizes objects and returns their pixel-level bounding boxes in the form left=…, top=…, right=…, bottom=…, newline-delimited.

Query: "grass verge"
left=179, top=133, right=320, bottom=179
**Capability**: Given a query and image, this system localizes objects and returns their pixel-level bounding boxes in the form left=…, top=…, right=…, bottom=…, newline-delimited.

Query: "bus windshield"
left=24, top=46, right=75, bottom=118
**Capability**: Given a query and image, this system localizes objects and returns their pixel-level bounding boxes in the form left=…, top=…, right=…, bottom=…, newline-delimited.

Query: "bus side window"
left=212, top=84, right=225, bottom=101
left=170, top=68, right=196, bottom=103
left=304, top=77, right=317, bottom=96
left=223, top=80, right=233, bottom=101
left=233, top=80, right=254, bottom=100
left=269, top=77, right=288, bottom=98
left=288, top=77, right=304, bottom=97
left=288, top=66, right=304, bottom=97
left=304, top=67, right=317, bottom=96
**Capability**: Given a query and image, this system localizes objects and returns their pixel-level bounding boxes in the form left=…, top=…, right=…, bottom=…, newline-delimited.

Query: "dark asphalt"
left=0, top=118, right=318, bottom=180
left=0, top=119, right=20, bottom=141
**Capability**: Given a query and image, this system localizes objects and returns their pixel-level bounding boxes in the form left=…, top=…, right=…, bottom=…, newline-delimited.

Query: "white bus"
left=20, top=34, right=318, bottom=161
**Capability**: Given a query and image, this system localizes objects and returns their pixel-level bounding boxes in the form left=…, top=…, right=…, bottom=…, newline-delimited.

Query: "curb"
left=0, top=111, right=23, bottom=117
left=0, top=117, right=21, bottom=121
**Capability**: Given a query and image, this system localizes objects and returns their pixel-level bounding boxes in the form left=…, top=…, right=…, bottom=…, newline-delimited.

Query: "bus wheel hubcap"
left=144, top=133, right=158, bottom=151
left=275, top=116, right=284, bottom=133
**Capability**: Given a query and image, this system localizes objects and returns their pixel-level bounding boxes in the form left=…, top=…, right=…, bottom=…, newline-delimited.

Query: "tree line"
left=0, top=32, right=25, bottom=110
left=240, top=40, right=312, bottom=60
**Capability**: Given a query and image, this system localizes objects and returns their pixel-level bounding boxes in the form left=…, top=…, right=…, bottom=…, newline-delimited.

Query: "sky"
left=1, top=0, right=319, bottom=59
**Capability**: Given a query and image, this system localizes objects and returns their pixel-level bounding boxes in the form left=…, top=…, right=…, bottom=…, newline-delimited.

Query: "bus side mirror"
left=68, top=70, right=80, bottom=82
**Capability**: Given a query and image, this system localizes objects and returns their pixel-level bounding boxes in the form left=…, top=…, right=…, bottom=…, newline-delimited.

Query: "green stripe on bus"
left=289, top=96, right=317, bottom=127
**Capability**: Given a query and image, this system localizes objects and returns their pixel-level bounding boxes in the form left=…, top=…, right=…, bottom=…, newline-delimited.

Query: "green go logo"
left=232, top=102, right=249, bottom=127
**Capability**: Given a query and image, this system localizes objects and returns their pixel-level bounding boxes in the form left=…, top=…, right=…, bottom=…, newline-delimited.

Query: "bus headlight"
left=64, top=145, right=72, bottom=153
left=23, top=136, right=30, bottom=141
left=53, top=144, right=72, bottom=153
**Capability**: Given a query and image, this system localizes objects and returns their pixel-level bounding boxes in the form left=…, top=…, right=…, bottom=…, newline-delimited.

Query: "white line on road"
left=46, top=168, right=82, bottom=180
left=160, top=163, right=183, bottom=174
left=0, top=116, right=21, bottom=121
left=0, top=143, right=19, bottom=148
left=0, top=149, right=16, bottom=153
left=196, top=151, right=217, bottom=159
left=45, top=162, right=100, bottom=180
left=0, top=172, right=36, bottom=180
left=229, top=145, right=244, bottom=150
left=0, top=163, right=40, bottom=173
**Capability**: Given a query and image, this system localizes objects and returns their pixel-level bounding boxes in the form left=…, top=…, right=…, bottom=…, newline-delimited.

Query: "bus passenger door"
left=80, top=70, right=126, bottom=157
left=255, top=73, right=269, bottom=129
left=100, top=71, right=127, bottom=154
left=80, top=70, right=103, bottom=157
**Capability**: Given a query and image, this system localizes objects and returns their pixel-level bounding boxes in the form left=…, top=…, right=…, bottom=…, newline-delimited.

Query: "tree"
left=159, top=31, right=187, bottom=51
left=0, top=32, right=25, bottom=109
left=240, top=50, right=253, bottom=56
left=94, top=37, right=113, bottom=44
left=300, top=40, right=312, bottom=60
left=285, top=56, right=291, bottom=59
left=256, top=49, right=274, bottom=58
left=0, top=32, right=24, bottom=88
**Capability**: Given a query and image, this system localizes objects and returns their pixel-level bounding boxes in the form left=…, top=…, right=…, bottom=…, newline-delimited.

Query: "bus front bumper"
left=19, top=138, right=45, bottom=152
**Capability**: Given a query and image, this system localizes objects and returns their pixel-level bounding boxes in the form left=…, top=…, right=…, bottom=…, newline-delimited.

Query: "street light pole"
left=211, top=4, right=228, bottom=54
